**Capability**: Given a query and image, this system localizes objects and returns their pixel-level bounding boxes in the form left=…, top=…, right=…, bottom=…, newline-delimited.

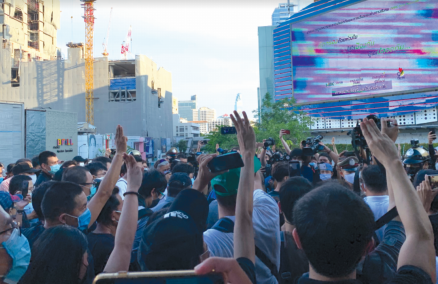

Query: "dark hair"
left=361, top=165, right=387, bottom=193
left=294, top=182, right=375, bottom=277
left=62, top=160, right=78, bottom=168
left=172, top=163, right=195, bottom=175
left=32, top=181, right=57, bottom=220
left=133, top=155, right=143, bottom=163
left=53, top=167, right=65, bottom=181
left=170, top=160, right=181, bottom=171
left=31, top=156, right=40, bottom=168
left=177, top=153, right=187, bottom=159
left=16, top=158, right=32, bottom=165
left=97, top=190, right=120, bottom=226
left=38, top=151, right=57, bottom=166
left=215, top=184, right=237, bottom=211
left=41, top=182, right=84, bottom=221
left=85, top=162, right=107, bottom=176
left=62, top=166, right=89, bottom=185
left=19, top=226, right=88, bottom=284
left=93, top=156, right=112, bottom=165
left=139, top=170, right=167, bottom=199
left=9, top=175, right=32, bottom=196
left=272, top=162, right=289, bottom=183
left=279, top=177, right=312, bottom=224
left=6, top=163, right=15, bottom=174
left=120, top=163, right=127, bottom=176
left=413, top=169, right=438, bottom=188
left=318, top=152, right=332, bottom=163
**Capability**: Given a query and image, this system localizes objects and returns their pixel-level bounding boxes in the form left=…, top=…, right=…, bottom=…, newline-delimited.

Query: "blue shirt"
left=151, top=195, right=175, bottom=212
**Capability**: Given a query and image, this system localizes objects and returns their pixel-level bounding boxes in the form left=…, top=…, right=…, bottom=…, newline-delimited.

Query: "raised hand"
left=318, top=142, right=331, bottom=153
left=428, top=132, right=437, bottom=145
left=115, top=125, right=128, bottom=154
left=360, top=118, right=399, bottom=167
left=417, top=175, right=438, bottom=214
left=381, top=118, right=399, bottom=143
left=105, top=148, right=112, bottom=158
left=230, top=111, right=255, bottom=157
left=124, top=153, right=142, bottom=192
left=331, top=137, right=335, bottom=145
left=193, top=154, right=227, bottom=194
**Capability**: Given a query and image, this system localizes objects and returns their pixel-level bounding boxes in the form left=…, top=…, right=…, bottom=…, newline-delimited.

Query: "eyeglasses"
left=0, top=221, right=21, bottom=237
left=79, top=181, right=97, bottom=186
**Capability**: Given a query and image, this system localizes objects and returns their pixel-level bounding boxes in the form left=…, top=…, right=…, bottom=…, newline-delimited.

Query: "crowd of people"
left=0, top=113, right=437, bottom=284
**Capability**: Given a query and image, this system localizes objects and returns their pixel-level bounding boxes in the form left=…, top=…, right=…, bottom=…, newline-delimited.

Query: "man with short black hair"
left=93, top=156, right=112, bottom=171
left=73, top=156, right=88, bottom=166
left=361, top=165, right=388, bottom=242
left=268, top=162, right=289, bottom=201
left=62, top=166, right=94, bottom=196
left=31, top=156, right=40, bottom=170
left=86, top=162, right=108, bottom=179
left=318, top=152, right=332, bottom=164
left=177, top=153, right=188, bottom=163
left=35, top=151, right=59, bottom=186
left=172, top=163, right=195, bottom=179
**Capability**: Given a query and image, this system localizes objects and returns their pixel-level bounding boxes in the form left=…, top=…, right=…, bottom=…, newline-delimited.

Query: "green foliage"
left=203, top=93, right=311, bottom=153
left=176, top=139, right=188, bottom=153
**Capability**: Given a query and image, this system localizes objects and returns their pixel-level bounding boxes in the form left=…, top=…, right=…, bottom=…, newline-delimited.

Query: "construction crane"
left=81, top=0, right=96, bottom=125
left=102, top=7, right=113, bottom=57
left=121, top=26, right=132, bottom=60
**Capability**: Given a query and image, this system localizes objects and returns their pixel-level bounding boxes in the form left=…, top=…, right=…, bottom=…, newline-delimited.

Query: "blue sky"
left=58, top=0, right=307, bottom=118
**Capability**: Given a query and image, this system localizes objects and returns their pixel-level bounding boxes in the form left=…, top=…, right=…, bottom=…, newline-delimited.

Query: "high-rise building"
left=208, top=115, right=233, bottom=132
left=178, top=95, right=197, bottom=121
left=272, top=1, right=295, bottom=26
left=198, top=107, right=216, bottom=122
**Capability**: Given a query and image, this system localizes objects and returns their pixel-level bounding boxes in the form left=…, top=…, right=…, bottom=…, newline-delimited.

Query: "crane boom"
left=102, top=7, right=112, bottom=57
left=81, top=0, right=96, bottom=125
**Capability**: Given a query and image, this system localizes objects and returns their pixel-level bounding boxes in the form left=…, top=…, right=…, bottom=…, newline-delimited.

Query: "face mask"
left=67, top=208, right=91, bottom=231
left=79, top=163, right=85, bottom=167
left=320, top=173, right=331, bottom=181
left=29, top=174, right=37, bottom=185
left=0, top=228, right=31, bottom=284
left=49, top=164, right=61, bottom=175
left=344, top=172, right=355, bottom=184
left=89, top=185, right=97, bottom=196
left=309, top=162, right=316, bottom=169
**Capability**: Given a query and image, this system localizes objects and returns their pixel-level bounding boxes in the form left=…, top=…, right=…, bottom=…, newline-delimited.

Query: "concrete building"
left=258, top=26, right=276, bottom=106
left=178, top=95, right=197, bottom=121
left=208, top=115, right=233, bottom=132
left=198, top=107, right=216, bottom=123
left=172, top=96, right=179, bottom=114
left=189, top=121, right=209, bottom=134
left=0, top=45, right=174, bottom=155
left=272, top=2, right=295, bottom=25
left=1, top=0, right=60, bottom=62
left=173, top=114, right=200, bottom=138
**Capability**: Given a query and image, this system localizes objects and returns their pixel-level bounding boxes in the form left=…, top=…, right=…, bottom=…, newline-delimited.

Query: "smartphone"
left=318, top=162, right=327, bottom=171
left=283, top=130, right=291, bottom=135
left=207, top=152, right=244, bottom=173
left=429, top=128, right=436, bottom=136
left=221, top=127, right=237, bottom=135
left=93, top=271, right=224, bottom=284
left=429, top=174, right=438, bottom=188
left=289, top=161, right=301, bottom=177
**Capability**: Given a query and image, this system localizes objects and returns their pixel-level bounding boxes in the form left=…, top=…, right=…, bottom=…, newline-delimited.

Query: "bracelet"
left=123, top=192, right=140, bottom=198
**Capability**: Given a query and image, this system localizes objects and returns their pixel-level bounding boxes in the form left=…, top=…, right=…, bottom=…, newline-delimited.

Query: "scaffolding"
left=81, top=0, right=96, bottom=125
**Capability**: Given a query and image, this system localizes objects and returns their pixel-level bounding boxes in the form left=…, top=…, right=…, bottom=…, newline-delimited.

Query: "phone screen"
left=289, top=161, right=301, bottom=177
left=207, top=152, right=244, bottom=173
left=94, top=272, right=224, bottom=284
left=429, top=175, right=438, bottom=188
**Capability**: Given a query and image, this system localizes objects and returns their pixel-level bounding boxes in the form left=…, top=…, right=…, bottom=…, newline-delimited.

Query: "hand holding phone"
left=207, top=152, right=244, bottom=173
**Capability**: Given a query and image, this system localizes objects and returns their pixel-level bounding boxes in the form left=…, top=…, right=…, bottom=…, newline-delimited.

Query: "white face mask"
left=344, top=172, right=355, bottom=184
left=79, top=163, right=85, bottom=167
left=29, top=174, right=37, bottom=185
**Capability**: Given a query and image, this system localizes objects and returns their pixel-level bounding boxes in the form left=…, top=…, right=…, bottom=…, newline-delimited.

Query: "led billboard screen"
left=291, top=0, right=438, bottom=104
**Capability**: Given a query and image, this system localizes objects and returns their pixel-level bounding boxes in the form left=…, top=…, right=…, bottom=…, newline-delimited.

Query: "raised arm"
left=104, top=153, right=142, bottom=273
left=361, top=117, right=435, bottom=280
left=319, top=142, right=339, bottom=164
left=331, top=137, right=338, bottom=155
left=231, top=111, right=256, bottom=262
left=193, top=154, right=227, bottom=195
left=87, top=125, right=127, bottom=227
left=197, top=140, right=202, bottom=153
left=279, top=130, right=291, bottom=155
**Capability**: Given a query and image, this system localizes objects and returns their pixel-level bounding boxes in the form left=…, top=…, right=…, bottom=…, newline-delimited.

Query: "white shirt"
left=204, top=189, right=280, bottom=284
left=364, top=195, right=389, bottom=242
left=115, top=177, right=128, bottom=200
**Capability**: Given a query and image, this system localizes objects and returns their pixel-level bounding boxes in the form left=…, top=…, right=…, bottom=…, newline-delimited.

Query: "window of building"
left=13, top=10, right=23, bottom=21
left=176, top=126, right=178, bottom=132
left=179, top=127, right=184, bottom=132
left=193, top=134, right=199, bottom=137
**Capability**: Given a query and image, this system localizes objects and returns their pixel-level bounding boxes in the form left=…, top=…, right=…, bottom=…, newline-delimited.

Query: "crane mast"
left=81, top=0, right=96, bottom=125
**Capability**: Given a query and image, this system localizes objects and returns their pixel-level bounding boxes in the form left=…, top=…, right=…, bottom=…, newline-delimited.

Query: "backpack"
left=279, top=231, right=309, bottom=284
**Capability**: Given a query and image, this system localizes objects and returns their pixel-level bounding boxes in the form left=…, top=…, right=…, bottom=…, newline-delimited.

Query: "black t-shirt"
left=34, top=172, right=52, bottom=187
left=22, top=223, right=45, bottom=249
left=87, top=233, right=115, bottom=275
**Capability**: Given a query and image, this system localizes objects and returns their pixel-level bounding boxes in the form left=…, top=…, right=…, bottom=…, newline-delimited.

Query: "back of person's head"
left=93, top=156, right=112, bottom=166
left=139, top=170, right=167, bottom=199
left=32, top=181, right=57, bottom=220
left=167, top=173, right=192, bottom=197
left=361, top=165, right=387, bottom=193
left=38, top=151, right=56, bottom=166
left=16, top=158, right=32, bottom=166
left=172, top=163, right=195, bottom=176
left=177, top=153, right=187, bottom=160
left=62, top=160, right=78, bottom=168
left=279, top=177, right=312, bottom=224
left=294, top=181, right=375, bottom=278
left=19, top=225, right=88, bottom=284
left=170, top=159, right=181, bottom=171
left=62, top=166, right=89, bottom=185
left=41, top=182, right=84, bottom=222
left=31, top=156, right=40, bottom=168
left=272, top=162, right=289, bottom=183
left=9, top=175, right=32, bottom=196
left=6, top=163, right=15, bottom=175
left=85, top=162, right=107, bottom=176
left=97, top=188, right=120, bottom=226
left=414, top=169, right=438, bottom=188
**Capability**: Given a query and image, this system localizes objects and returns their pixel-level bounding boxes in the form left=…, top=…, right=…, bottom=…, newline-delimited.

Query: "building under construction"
left=0, top=1, right=174, bottom=142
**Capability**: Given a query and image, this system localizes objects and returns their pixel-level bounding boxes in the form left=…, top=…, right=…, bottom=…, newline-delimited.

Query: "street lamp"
left=79, top=144, right=86, bottom=157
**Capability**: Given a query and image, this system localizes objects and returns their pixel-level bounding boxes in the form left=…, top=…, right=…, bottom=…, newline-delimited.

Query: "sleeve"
left=388, top=266, right=433, bottom=284
left=429, top=144, right=436, bottom=167
left=236, top=257, right=256, bottom=284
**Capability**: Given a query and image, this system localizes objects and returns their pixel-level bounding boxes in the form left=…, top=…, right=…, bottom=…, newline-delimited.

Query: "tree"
left=176, top=139, right=188, bottom=153
left=203, top=129, right=238, bottom=153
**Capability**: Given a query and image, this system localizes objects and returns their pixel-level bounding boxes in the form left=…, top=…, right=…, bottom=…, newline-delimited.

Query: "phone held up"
left=93, top=271, right=224, bottom=284
left=208, top=152, right=244, bottom=173
left=283, top=130, right=291, bottom=135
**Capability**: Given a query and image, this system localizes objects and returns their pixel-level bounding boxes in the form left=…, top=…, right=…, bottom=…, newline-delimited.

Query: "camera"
left=264, top=137, right=275, bottom=148
left=302, top=135, right=325, bottom=156
left=267, top=151, right=291, bottom=165
left=411, top=139, right=420, bottom=148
